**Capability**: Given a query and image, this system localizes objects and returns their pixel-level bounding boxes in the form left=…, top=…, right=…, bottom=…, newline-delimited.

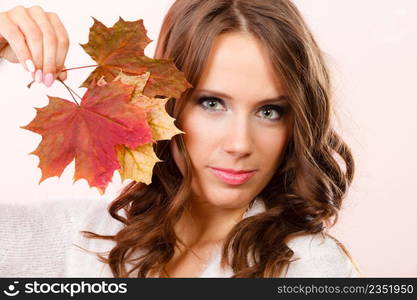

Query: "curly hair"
left=81, top=0, right=356, bottom=277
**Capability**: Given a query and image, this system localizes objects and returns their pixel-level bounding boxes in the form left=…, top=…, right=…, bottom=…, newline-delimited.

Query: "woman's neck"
left=174, top=199, right=250, bottom=248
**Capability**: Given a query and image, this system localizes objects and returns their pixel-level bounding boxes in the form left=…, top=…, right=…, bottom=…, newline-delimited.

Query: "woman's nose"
left=222, top=115, right=254, bottom=157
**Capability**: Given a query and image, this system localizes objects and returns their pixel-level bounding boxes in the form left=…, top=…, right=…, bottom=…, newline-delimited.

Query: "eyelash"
left=196, top=96, right=287, bottom=122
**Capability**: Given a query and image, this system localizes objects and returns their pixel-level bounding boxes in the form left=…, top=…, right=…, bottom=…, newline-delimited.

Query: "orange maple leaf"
left=80, top=17, right=192, bottom=99
left=21, top=79, right=153, bottom=194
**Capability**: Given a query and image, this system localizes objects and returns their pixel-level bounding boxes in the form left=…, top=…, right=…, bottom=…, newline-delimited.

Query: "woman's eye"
left=197, top=96, right=225, bottom=111
left=196, top=96, right=287, bottom=121
left=257, top=105, right=286, bottom=121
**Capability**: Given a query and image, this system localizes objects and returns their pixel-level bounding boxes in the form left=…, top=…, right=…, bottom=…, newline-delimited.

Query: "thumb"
left=58, top=66, right=67, bottom=81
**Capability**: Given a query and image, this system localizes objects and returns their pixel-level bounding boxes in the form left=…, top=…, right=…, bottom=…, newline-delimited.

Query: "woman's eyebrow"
left=194, top=88, right=289, bottom=104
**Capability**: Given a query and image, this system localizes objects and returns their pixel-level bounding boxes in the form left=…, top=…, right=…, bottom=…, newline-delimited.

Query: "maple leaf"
left=110, top=72, right=184, bottom=184
left=21, top=80, right=153, bottom=194
left=13, top=17, right=192, bottom=194
left=80, top=17, right=192, bottom=99
left=114, top=71, right=185, bottom=140
left=116, top=143, right=161, bottom=184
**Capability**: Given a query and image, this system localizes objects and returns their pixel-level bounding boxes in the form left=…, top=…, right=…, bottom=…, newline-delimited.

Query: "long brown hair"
left=81, top=0, right=358, bottom=277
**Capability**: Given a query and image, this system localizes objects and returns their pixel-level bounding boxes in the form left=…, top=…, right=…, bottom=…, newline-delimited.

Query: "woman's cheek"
left=184, top=113, right=221, bottom=147
left=255, top=127, right=289, bottom=168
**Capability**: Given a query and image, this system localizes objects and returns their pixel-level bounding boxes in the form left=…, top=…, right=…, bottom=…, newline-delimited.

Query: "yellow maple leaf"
left=115, top=71, right=185, bottom=141
left=116, top=143, right=162, bottom=184
left=112, top=72, right=184, bottom=184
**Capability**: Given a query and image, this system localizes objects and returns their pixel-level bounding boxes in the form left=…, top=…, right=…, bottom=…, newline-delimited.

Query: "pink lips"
left=209, top=167, right=257, bottom=185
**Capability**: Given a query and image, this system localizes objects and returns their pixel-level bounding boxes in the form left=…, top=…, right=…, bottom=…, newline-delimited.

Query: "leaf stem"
left=58, top=78, right=81, bottom=106
left=26, top=64, right=98, bottom=88
left=26, top=80, right=35, bottom=89
left=61, top=65, right=98, bottom=72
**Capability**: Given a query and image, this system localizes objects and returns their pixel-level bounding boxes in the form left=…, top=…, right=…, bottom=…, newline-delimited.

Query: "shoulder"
left=282, top=232, right=361, bottom=277
left=69, top=197, right=124, bottom=239
left=0, top=198, right=110, bottom=277
left=0, top=197, right=100, bottom=228
left=64, top=198, right=125, bottom=277
left=0, top=197, right=114, bottom=243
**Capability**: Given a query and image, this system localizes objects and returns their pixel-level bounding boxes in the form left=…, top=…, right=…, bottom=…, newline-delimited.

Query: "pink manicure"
left=35, top=70, right=43, bottom=83
left=43, top=73, right=54, bottom=87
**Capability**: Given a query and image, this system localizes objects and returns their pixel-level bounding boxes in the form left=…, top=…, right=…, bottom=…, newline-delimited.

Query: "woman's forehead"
left=196, top=31, right=284, bottom=98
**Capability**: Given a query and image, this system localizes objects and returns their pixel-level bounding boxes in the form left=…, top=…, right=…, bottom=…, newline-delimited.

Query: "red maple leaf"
left=79, top=17, right=192, bottom=99
left=21, top=79, right=153, bottom=194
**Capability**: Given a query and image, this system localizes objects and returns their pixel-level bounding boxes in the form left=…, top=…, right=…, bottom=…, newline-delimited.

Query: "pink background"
left=0, top=0, right=416, bottom=277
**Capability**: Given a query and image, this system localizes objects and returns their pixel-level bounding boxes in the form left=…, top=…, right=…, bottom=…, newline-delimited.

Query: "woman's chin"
left=198, top=191, right=252, bottom=210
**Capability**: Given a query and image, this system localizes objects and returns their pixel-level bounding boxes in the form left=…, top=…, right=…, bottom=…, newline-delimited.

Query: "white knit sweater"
left=0, top=197, right=361, bottom=277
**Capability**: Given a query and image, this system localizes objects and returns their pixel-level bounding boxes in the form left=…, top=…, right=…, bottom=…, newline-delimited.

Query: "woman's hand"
left=0, top=5, right=69, bottom=87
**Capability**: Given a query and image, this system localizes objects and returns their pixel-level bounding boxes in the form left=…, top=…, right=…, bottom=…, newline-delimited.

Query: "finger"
left=0, top=11, right=34, bottom=72
left=27, top=6, right=57, bottom=87
left=7, top=6, right=43, bottom=74
left=58, top=65, right=67, bottom=81
left=0, top=45, right=18, bottom=63
left=0, top=34, right=16, bottom=61
left=46, top=12, right=69, bottom=78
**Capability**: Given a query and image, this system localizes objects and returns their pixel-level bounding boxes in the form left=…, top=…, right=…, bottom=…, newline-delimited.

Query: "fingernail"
left=43, top=73, right=54, bottom=87
left=24, top=59, right=35, bottom=73
left=35, top=70, right=43, bottom=83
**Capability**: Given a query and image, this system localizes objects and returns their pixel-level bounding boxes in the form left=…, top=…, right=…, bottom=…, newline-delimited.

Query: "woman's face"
left=172, top=31, right=292, bottom=210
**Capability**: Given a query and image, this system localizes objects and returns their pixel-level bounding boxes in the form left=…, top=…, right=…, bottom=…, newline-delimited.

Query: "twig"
left=61, top=65, right=98, bottom=72
left=57, top=78, right=82, bottom=106
left=27, top=80, right=35, bottom=89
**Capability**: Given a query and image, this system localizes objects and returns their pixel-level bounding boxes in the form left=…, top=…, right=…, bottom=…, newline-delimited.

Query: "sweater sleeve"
left=0, top=198, right=108, bottom=277
left=283, top=233, right=362, bottom=277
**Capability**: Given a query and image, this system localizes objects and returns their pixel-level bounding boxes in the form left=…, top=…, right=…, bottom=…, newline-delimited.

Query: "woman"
left=0, top=0, right=361, bottom=278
